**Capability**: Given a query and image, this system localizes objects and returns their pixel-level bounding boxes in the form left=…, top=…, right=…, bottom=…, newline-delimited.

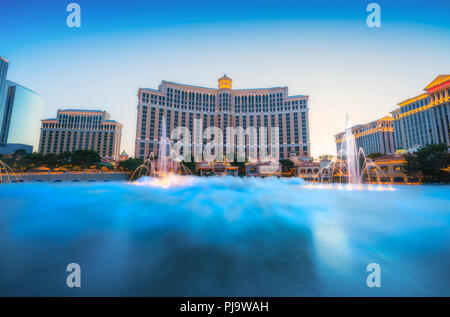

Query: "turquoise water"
left=0, top=177, right=449, bottom=296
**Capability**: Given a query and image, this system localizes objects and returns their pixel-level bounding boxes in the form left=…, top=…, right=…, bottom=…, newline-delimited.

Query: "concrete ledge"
left=4, top=172, right=129, bottom=183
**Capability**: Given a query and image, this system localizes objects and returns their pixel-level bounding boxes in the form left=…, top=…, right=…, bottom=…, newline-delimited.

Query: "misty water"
left=0, top=177, right=449, bottom=296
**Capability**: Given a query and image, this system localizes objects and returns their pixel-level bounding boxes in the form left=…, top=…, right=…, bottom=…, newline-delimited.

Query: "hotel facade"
left=39, top=109, right=123, bottom=160
left=391, top=75, right=450, bottom=151
left=135, top=75, right=310, bottom=161
left=335, top=116, right=395, bottom=156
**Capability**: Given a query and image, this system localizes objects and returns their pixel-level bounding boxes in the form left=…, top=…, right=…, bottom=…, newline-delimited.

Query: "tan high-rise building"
left=135, top=75, right=310, bottom=160
left=335, top=116, right=395, bottom=156
left=390, top=75, right=450, bottom=151
left=39, top=109, right=122, bottom=160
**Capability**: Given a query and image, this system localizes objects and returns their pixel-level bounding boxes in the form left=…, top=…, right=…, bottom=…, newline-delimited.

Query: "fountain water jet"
left=157, top=117, right=169, bottom=177
left=309, top=115, right=393, bottom=190
left=344, top=115, right=361, bottom=185
left=0, top=159, right=19, bottom=184
left=130, top=117, right=192, bottom=187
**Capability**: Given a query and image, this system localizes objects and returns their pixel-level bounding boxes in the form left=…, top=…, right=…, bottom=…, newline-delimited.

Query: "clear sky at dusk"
left=1, top=0, right=449, bottom=157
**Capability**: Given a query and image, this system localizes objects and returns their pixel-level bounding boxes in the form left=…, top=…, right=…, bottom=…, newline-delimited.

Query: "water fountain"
left=1, top=122, right=448, bottom=297
left=0, top=159, right=19, bottom=184
left=1, top=172, right=448, bottom=296
left=310, top=115, right=393, bottom=189
left=130, top=117, right=192, bottom=187
left=344, top=115, right=361, bottom=185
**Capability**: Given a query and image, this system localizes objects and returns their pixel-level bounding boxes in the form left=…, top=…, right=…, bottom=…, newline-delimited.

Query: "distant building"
left=371, top=154, right=421, bottom=184
left=135, top=75, right=311, bottom=161
left=245, top=162, right=281, bottom=177
left=119, top=150, right=129, bottom=161
left=196, top=162, right=239, bottom=176
left=296, top=161, right=320, bottom=182
left=0, top=57, right=46, bottom=153
left=0, top=57, right=8, bottom=109
left=296, top=159, right=331, bottom=182
left=0, top=143, right=32, bottom=155
left=39, top=109, right=123, bottom=160
left=391, top=75, right=450, bottom=151
left=335, top=116, right=394, bottom=156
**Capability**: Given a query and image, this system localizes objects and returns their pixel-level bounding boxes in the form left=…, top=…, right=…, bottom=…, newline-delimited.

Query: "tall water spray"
left=158, top=117, right=169, bottom=176
left=344, top=114, right=361, bottom=185
left=130, top=116, right=192, bottom=183
left=311, top=115, right=393, bottom=187
left=0, top=160, right=19, bottom=184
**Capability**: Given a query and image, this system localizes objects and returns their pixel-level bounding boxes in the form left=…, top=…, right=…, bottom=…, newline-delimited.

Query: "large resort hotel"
left=135, top=75, right=310, bottom=161
left=335, top=75, right=450, bottom=156
left=390, top=75, right=450, bottom=151
left=335, top=116, right=395, bottom=156
left=39, top=109, right=123, bottom=161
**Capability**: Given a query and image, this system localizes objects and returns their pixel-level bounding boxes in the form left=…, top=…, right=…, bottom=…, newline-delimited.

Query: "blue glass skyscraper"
left=0, top=57, right=46, bottom=154
left=0, top=57, right=9, bottom=128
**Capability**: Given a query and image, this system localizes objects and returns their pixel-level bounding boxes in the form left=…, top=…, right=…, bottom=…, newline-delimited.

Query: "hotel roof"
left=145, top=80, right=305, bottom=95
left=41, top=117, right=122, bottom=126
left=58, top=109, right=107, bottom=113
left=398, top=92, right=429, bottom=107
left=425, top=74, right=450, bottom=90
left=288, top=94, right=307, bottom=98
left=162, top=81, right=289, bottom=92
left=334, top=115, right=393, bottom=138
left=377, top=115, right=393, bottom=121
left=162, top=81, right=216, bottom=90
left=233, top=86, right=287, bottom=91
left=104, top=120, right=123, bottom=126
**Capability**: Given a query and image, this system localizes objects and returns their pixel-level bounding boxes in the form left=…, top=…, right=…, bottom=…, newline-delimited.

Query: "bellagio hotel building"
left=39, top=109, right=123, bottom=160
left=135, top=75, right=310, bottom=161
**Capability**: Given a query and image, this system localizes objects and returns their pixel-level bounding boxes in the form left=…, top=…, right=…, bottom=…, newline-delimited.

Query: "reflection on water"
left=0, top=177, right=449, bottom=296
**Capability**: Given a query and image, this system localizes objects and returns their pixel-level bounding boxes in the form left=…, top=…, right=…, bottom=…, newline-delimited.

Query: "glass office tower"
left=0, top=57, right=9, bottom=128
left=0, top=81, right=46, bottom=151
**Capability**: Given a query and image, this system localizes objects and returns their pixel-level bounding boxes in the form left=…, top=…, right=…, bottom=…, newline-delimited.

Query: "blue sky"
left=1, top=0, right=449, bottom=157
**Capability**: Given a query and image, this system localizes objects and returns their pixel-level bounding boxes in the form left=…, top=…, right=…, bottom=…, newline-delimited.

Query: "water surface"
left=0, top=177, right=449, bottom=296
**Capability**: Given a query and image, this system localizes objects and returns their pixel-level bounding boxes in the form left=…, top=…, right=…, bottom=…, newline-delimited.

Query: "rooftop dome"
left=218, top=74, right=232, bottom=89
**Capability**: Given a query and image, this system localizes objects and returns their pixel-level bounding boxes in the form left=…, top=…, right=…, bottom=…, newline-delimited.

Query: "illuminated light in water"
left=134, top=174, right=193, bottom=189
left=130, top=117, right=192, bottom=185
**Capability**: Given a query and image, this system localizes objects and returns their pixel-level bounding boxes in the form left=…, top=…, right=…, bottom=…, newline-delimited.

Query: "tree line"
left=357, top=144, right=449, bottom=183
left=0, top=150, right=104, bottom=171
left=405, top=143, right=450, bottom=183
left=3, top=144, right=448, bottom=182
